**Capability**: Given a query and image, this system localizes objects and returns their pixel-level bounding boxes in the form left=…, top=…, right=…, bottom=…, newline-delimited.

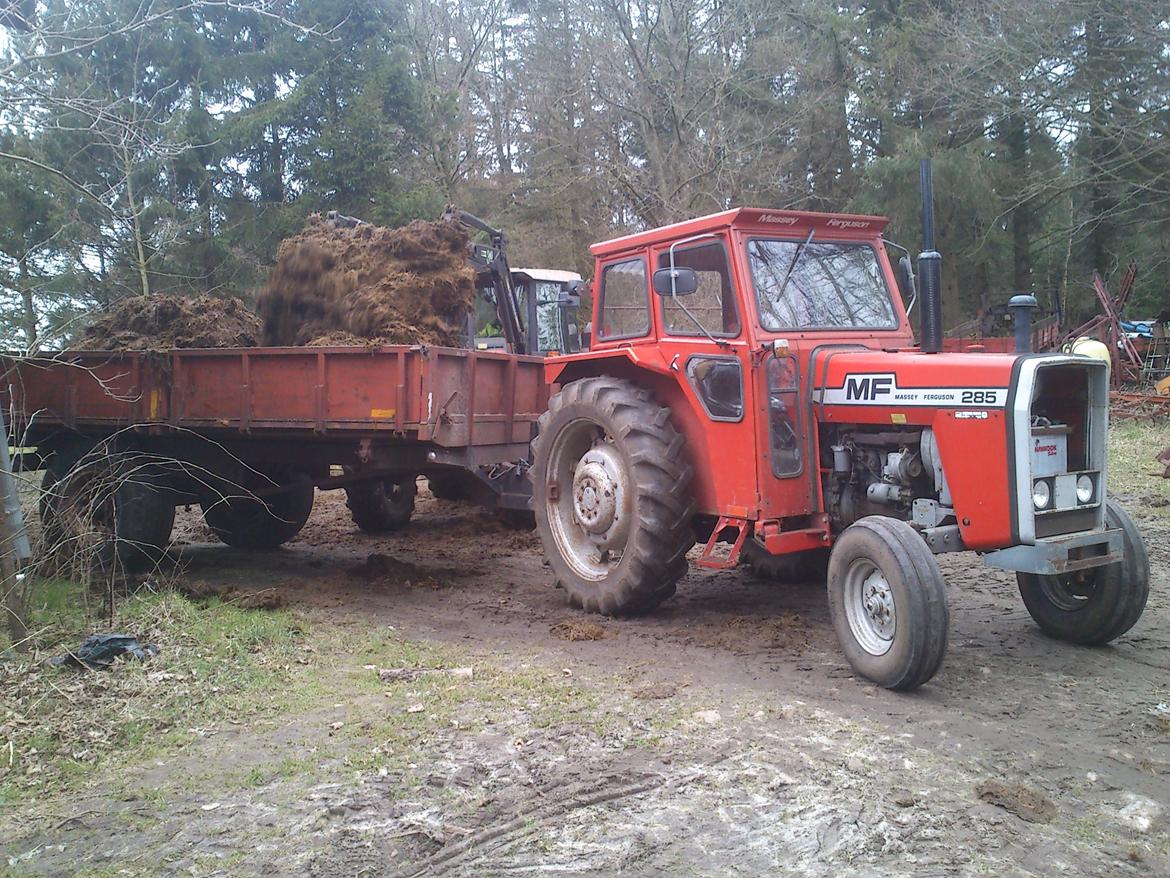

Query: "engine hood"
left=812, top=349, right=1027, bottom=411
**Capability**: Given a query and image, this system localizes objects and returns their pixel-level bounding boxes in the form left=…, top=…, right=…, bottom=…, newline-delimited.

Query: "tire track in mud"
left=398, top=764, right=720, bottom=877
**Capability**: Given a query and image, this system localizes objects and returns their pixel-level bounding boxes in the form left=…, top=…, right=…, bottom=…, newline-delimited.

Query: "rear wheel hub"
left=572, top=444, right=629, bottom=551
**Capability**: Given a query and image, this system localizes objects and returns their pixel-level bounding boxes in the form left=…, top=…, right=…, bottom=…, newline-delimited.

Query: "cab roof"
left=512, top=268, right=583, bottom=283
left=589, top=207, right=890, bottom=258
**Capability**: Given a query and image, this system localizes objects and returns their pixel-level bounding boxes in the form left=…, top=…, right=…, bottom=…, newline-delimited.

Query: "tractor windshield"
left=747, top=239, right=898, bottom=330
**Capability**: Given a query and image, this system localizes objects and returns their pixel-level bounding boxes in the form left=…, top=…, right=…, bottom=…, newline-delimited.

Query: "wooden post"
left=0, top=406, right=33, bottom=651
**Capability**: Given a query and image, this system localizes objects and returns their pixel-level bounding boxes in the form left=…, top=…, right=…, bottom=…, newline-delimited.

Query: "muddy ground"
left=3, top=484, right=1169, bottom=876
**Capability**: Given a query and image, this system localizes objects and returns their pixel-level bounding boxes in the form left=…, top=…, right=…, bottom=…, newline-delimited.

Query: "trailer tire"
left=41, top=443, right=176, bottom=572
left=1016, top=498, right=1149, bottom=644
left=827, top=516, right=949, bottom=690
left=427, top=473, right=474, bottom=502
left=345, top=474, right=416, bottom=533
left=531, top=376, right=695, bottom=615
left=742, top=539, right=830, bottom=584
left=202, top=472, right=314, bottom=549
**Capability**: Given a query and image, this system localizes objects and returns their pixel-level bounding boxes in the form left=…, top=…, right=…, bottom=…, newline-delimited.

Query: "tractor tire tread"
left=532, top=375, right=695, bottom=616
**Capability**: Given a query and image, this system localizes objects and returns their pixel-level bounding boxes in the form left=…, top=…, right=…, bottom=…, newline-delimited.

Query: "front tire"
left=1016, top=498, right=1149, bottom=644
left=531, top=377, right=695, bottom=615
left=827, top=516, right=949, bottom=690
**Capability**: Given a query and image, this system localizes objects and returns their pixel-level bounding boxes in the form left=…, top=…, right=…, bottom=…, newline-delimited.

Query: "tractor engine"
left=824, top=428, right=953, bottom=533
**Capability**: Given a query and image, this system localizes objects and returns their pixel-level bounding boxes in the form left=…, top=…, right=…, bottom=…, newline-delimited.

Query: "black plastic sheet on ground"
left=51, top=634, right=160, bottom=670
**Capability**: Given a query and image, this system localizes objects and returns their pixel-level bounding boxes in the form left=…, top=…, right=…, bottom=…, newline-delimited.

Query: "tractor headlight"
left=1076, top=474, right=1094, bottom=504
left=1032, top=479, right=1051, bottom=510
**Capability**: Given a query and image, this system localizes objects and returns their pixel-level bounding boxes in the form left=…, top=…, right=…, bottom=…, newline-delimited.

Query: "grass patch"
left=1107, top=420, right=1170, bottom=510
left=0, top=583, right=312, bottom=803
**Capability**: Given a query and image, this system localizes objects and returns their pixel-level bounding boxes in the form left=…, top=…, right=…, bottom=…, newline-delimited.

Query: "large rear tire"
left=1016, top=498, right=1148, bottom=644
left=531, top=377, right=695, bottom=615
left=201, top=472, right=314, bottom=549
left=827, top=516, right=949, bottom=690
left=40, top=443, right=176, bottom=572
left=345, top=474, right=416, bottom=533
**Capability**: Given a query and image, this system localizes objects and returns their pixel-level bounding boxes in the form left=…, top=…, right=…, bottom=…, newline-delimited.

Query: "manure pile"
left=73, top=294, right=261, bottom=351
left=74, top=214, right=477, bottom=351
left=256, top=214, right=476, bottom=347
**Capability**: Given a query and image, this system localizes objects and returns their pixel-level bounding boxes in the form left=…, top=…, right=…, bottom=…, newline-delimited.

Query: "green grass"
left=1107, top=420, right=1170, bottom=509
left=0, top=583, right=315, bottom=804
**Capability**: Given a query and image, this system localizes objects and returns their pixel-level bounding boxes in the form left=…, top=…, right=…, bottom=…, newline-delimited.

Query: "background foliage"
left=0, top=0, right=1166, bottom=349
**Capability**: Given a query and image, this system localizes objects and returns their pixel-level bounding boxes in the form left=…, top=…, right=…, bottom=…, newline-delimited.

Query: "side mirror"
left=652, top=267, right=699, bottom=297
left=559, top=280, right=584, bottom=307
left=898, top=255, right=918, bottom=315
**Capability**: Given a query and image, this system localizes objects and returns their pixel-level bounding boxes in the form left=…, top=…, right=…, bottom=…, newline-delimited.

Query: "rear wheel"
left=1016, top=498, right=1148, bottom=644
left=41, top=443, right=176, bottom=571
left=741, top=538, right=830, bottom=584
left=531, top=377, right=695, bottom=615
left=827, top=516, right=949, bottom=690
left=345, top=474, right=416, bottom=533
left=201, top=471, right=314, bottom=549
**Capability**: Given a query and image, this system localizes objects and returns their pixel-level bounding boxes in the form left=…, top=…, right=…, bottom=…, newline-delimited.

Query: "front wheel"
left=1016, top=498, right=1149, bottom=644
left=531, top=377, right=695, bottom=615
left=827, top=516, right=949, bottom=690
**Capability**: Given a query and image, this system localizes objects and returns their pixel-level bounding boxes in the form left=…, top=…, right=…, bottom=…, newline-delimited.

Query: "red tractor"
left=529, top=173, right=1148, bottom=691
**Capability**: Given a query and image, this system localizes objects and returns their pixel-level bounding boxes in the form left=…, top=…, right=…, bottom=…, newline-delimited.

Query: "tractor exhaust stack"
left=918, top=158, right=943, bottom=354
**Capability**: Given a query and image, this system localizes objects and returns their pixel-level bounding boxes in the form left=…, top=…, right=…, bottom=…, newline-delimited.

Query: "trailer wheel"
left=345, top=474, right=416, bottom=533
left=827, top=516, right=949, bottom=690
left=1016, top=499, right=1149, bottom=644
left=202, top=472, right=314, bottom=549
left=531, top=376, right=695, bottom=615
left=41, top=443, right=176, bottom=572
left=427, top=473, right=473, bottom=502
left=741, top=539, right=830, bottom=584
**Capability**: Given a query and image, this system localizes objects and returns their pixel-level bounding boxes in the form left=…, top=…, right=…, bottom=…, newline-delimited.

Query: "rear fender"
left=542, top=349, right=756, bottom=517
left=545, top=347, right=672, bottom=387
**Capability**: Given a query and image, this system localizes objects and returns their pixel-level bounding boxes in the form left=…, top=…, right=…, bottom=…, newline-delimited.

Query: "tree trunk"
left=123, top=148, right=151, bottom=297
left=1004, top=107, right=1032, bottom=292
left=16, top=252, right=37, bottom=352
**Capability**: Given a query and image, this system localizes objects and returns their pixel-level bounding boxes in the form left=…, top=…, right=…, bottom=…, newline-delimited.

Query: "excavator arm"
left=441, top=207, right=528, bottom=355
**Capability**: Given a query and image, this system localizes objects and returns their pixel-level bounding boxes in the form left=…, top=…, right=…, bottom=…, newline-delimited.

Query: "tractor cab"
left=473, top=268, right=585, bottom=356
left=549, top=208, right=915, bottom=530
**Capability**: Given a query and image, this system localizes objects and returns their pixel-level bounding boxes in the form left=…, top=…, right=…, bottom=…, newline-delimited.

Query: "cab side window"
left=598, top=257, right=649, bottom=340
left=657, top=241, right=740, bottom=337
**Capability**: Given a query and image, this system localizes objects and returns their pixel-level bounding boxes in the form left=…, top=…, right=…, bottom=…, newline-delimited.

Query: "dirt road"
left=4, top=486, right=1168, bottom=876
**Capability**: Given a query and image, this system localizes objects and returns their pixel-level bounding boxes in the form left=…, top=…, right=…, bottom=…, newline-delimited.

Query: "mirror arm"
left=884, top=239, right=918, bottom=317
left=665, top=232, right=728, bottom=348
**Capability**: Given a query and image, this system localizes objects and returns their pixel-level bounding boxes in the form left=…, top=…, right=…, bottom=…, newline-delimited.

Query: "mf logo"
left=845, top=373, right=895, bottom=401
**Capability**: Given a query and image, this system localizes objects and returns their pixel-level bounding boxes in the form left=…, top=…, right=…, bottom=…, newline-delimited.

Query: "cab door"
left=649, top=236, right=761, bottom=515
left=755, top=348, right=813, bottom=519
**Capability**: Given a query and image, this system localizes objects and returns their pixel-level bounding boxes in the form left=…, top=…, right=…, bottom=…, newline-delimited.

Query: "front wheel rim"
left=545, top=417, right=633, bottom=581
left=843, top=558, right=896, bottom=656
left=1038, top=570, right=1097, bottom=612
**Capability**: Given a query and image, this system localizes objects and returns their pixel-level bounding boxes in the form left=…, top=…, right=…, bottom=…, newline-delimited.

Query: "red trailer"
left=3, top=344, right=546, bottom=566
